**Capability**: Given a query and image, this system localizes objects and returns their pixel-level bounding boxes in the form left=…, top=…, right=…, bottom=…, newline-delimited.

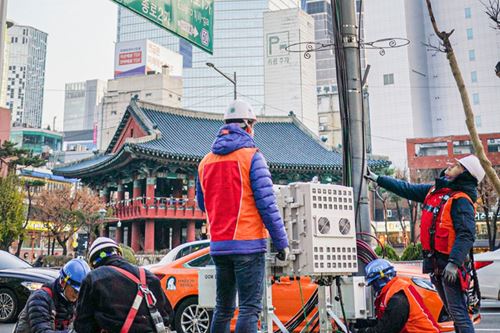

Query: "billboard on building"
left=114, top=39, right=183, bottom=79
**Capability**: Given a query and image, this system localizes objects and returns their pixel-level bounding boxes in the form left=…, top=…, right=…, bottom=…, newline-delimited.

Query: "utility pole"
left=332, top=0, right=371, bottom=236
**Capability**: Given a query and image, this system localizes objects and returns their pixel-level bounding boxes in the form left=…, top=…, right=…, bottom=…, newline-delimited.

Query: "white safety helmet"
left=457, top=155, right=485, bottom=183
left=224, top=100, right=257, bottom=122
left=88, top=237, right=120, bottom=262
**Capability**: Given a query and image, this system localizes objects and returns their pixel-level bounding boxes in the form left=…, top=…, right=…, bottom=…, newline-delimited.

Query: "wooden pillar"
left=133, top=180, right=142, bottom=205
left=131, top=222, right=141, bottom=252
left=117, top=183, right=124, bottom=207
left=172, top=222, right=181, bottom=248
left=145, top=219, right=155, bottom=253
left=187, top=220, right=196, bottom=242
left=187, top=174, right=196, bottom=207
left=115, top=224, right=123, bottom=244
left=146, top=176, right=156, bottom=212
left=99, top=187, right=109, bottom=205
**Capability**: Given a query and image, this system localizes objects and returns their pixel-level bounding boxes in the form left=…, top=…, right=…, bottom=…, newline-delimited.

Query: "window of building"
left=472, top=93, right=480, bottom=105
left=466, top=28, right=473, bottom=40
left=475, top=116, right=482, bottom=127
left=465, top=7, right=471, bottom=18
left=468, top=49, right=476, bottom=61
left=471, top=71, right=478, bottom=83
left=383, top=73, right=394, bottom=85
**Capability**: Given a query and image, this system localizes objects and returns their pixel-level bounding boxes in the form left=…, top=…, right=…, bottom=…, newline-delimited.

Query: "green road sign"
left=112, top=0, right=214, bottom=54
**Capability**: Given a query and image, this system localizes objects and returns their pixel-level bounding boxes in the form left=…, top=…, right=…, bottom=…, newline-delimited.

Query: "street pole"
left=233, top=71, right=237, bottom=100
left=333, top=0, right=371, bottom=236
left=206, top=62, right=237, bottom=100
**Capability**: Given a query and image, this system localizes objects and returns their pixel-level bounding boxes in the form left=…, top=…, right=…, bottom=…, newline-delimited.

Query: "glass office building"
left=117, top=0, right=299, bottom=114
left=7, top=25, right=47, bottom=128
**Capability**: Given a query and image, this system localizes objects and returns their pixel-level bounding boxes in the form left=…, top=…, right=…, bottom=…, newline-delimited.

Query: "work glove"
left=276, top=247, right=290, bottom=261
left=364, top=167, right=378, bottom=183
left=443, top=262, right=459, bottom=284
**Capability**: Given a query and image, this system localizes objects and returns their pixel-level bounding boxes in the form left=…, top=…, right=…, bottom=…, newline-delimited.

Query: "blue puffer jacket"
left=377, top=171, right=477, bottom=273
left=196, top=124, right=289, bottom=255
left=25, top=279, right=73, bottom=333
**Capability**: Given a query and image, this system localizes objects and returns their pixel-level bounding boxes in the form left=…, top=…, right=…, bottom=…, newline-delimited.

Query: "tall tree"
left=15, top=179, right=45, bottom=257
left=34, top=186, right=103, bottom=255
left=0, top=175, right=25, bottom=251
left=425, top=0, right=500, bottom=196
left=0, top=141, right=45, bottom=172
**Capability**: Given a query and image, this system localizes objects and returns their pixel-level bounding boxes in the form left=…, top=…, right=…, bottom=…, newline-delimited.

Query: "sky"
left=7, top=0, right=118, bottom=130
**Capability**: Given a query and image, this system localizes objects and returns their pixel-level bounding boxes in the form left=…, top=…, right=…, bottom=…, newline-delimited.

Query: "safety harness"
left=109, top=266, right=167, bottom=333
left=423, top=190, right=482, bottom=308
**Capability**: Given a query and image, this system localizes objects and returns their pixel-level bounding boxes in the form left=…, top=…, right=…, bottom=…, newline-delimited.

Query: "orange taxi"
left=149, top=247, right=479, bottom=333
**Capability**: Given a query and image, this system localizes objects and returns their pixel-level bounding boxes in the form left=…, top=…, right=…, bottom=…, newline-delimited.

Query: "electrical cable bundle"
left=273, top=287, right=319, bottom=333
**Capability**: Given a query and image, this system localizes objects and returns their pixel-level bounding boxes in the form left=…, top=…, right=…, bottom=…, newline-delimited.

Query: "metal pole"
left=233, top=72, right=237, bottom=100
left=337, top=0, right=371, bottom=235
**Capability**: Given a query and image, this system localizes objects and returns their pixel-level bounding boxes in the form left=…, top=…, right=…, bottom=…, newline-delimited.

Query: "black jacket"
left=358, top=291, right=409, bottom=333
left=74, top=256, right=172, bottom=333
left=377, top=171, right=477, bottom=272
left=26, top=279, right=74, bottom=333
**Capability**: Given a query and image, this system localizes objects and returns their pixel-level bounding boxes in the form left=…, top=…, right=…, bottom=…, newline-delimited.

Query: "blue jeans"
left=431, top=273, right=475, bottom=333
left=210, top=253, right=265, bottom=333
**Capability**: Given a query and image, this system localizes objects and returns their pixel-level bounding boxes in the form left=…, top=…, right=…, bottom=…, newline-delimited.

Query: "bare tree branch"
left=425, top=0, right=500, bottom=196
left=480, top=0, right=500, bottom=29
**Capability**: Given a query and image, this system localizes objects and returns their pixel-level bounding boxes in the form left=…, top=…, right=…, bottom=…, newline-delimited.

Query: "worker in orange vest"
left=356, top=259, right=441, bottom=333
left=365, top=155, right=485, bottom=333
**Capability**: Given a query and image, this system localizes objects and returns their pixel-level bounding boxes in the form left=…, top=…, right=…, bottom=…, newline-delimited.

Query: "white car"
left=143, top=240, right=210, bottom=270
left=474, top=248, right=500, bottom=300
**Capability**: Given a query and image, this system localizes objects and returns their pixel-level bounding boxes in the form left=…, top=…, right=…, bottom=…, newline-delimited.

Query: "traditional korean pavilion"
left=53, top=99, right=389, bottom=253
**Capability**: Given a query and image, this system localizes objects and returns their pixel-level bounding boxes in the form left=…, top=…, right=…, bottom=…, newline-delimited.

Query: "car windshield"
left=0, top=251, right=31, bottom=270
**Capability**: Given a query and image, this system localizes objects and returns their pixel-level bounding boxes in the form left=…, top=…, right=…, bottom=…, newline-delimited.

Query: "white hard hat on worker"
left=224, top=100, right=257, bottom=137
left=457, top=155, right=485, bottom=183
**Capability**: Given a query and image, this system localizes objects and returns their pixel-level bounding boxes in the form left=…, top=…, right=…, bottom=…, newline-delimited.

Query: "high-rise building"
left=365, top=1, right=433, bottom=168
left=116, top=1, right=299, bottom=114
left=98, top=67, right=183, bottom=150
left=365, top=0, right=500, bottom=168
left=264, top=8, right=318, bottom=133
left=64, top=80, right=107, bottom=132
left=424, top=1, right=500, bottom=137
left=6, top=24, right=47, bottom=128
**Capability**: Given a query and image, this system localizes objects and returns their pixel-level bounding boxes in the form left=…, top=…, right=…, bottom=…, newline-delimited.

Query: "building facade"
left=365, top=1, right=500, bottom=168
left=116, top=0, right=300, bottom=114
left=61, top=129, right=96, bottom=163
left=10, top=127, right=62, bottom=155
left=64, top=80, right=107, bottom=132
left=98, top=69, right=183, bottom=151
left=424, top=2, right=500, bottom=137
left=264, top=8, right=318, bottom=133
left=55, top=99, right=388, bottom=253
left=6, top=25, right=47, bottom=128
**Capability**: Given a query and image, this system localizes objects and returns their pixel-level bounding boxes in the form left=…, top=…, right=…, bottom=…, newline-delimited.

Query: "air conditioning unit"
left=319, top=125, right=326, bottom=131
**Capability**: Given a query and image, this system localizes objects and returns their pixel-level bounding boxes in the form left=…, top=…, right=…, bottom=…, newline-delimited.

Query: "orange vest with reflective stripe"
left=375, top=277, right=440, bottom=333
left=198, top=147, right=268, bottom=242
left=420, top=187, right=474, bottom=255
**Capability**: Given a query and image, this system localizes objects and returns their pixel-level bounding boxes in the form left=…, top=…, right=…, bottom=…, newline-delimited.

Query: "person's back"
left=196, top=100, right=289, bottom=333
left=16, top=258, right=90, bottom=333
left=74, top=237, right=172, bottom=333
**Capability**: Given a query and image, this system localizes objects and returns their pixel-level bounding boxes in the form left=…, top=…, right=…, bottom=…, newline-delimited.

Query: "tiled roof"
left=137, top=108, right=345, bottom=169
left=53, top=101, right=390, bottom=176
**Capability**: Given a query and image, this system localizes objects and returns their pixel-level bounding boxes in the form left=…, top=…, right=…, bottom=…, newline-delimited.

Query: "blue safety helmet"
left=60, top=258, right=91, bottom=293
left=365, top=259, right=396, bottom=293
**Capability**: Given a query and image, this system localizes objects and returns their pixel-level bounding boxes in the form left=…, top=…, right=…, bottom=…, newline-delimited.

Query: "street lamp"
left=206, top=62, right=237, bottom=100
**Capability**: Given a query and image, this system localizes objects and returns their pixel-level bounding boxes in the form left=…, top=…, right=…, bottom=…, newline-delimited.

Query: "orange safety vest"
left=420, top=187, right=473, bottom=255
left=375, top=277, right=441, bottom=333
left=198, top=147, right=268, bottom=243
